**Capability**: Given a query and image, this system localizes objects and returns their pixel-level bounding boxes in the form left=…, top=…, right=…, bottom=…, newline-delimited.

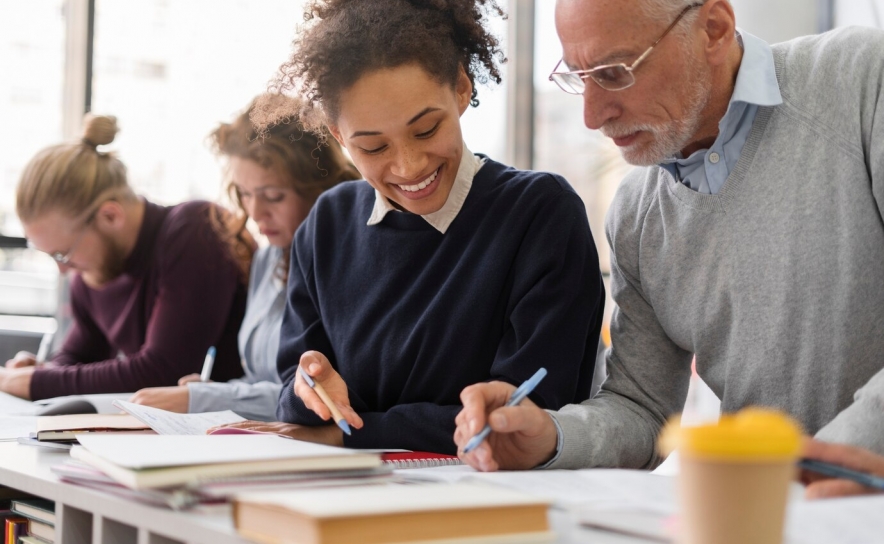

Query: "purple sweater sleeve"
left=30, top=207, right=244, bottom=400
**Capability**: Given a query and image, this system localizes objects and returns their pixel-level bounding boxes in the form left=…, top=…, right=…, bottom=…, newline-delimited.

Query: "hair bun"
left=81, top=114, right=119, bottom=147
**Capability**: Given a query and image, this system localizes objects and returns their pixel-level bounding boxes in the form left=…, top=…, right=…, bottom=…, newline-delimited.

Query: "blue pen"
left=298, top=367, right=352, bottom=436
left=199, top=346, right=216, bottom=382
left=798, top=458, right=884, bottom=491
left=463, top=367, right=547, bottom=454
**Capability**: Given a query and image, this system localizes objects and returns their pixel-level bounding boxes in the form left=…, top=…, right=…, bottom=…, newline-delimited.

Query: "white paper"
left=462, top=469, right=678, bottom=513
left=0, top=415, right=37, bottom=440
left=75, top=434, right=369, bottom=469
left=785, top=495, right=884, bottom=544
left=0, top=391, right=40, bottom=416
left=113, top=400, right=245, bottom=435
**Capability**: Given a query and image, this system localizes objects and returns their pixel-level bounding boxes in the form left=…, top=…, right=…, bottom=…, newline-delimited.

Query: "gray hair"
left=639, top=0, right=725, bottom=43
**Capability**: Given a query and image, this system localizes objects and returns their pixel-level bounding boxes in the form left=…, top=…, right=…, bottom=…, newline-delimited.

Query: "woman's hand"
left=294, top=351, right=364, bottom=430
left=5, top=351, right=37, bottom=369
left=207, top=420, right=344, bottom=446
left=177, top=373, right=203, bottom=386
left=129, top=386, right=190, bottom=413
left=801, top=438, right=884, bottom=499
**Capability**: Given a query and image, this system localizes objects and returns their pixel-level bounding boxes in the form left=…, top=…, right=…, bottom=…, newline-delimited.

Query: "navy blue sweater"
left=277, top=158, right=605, bottom=454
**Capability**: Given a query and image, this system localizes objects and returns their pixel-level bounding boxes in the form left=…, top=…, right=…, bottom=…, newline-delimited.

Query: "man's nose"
left=582, top=82, right=621, bottom=131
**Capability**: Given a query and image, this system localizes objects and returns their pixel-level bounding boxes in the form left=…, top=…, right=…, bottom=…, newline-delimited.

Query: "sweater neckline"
left=662, top=49, right=784, bottom=213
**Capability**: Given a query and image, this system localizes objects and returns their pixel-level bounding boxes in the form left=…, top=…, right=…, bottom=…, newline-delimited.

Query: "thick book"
left=9, top=500, right=54, bottom=526
left=17, top=537, right=51, bottom=544
left=233, top=482, right=553, bottom=544
left=71, top=434, right=382, bottom=489
left=25, top=520, right=53, bottom=543
left=35, top=414, right=150, bottom=442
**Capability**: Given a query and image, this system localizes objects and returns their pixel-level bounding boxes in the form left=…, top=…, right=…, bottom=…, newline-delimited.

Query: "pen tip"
left=337, top=420, right=352, bottom=436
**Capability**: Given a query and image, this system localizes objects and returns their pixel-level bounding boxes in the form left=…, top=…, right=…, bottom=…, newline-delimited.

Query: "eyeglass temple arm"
left=632, top=2, right=704, bottom=71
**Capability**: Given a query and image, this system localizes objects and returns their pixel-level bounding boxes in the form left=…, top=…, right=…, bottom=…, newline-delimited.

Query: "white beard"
left=601, top=53, right=712, bottom=166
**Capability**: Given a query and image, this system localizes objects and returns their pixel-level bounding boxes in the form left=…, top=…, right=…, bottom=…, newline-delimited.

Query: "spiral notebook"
left=379, top=451, right=462, bottom=468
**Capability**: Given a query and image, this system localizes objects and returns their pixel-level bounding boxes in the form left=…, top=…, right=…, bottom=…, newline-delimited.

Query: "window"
left=91, top=0, right=309, bottom=205
left=532, top=3, right=631, bottom=279
left=0, top=1, right=66, bottom=232
left=835, top=0, right=884, bottom=28
left=0, top=0, right=66, bottom=316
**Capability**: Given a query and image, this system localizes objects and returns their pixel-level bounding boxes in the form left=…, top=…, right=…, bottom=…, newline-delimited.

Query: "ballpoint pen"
left=298, top=367, right=352, bottom=436
left=199, top=346, right=216, bottom=382
left=35, top=332, right=54, bottom=364
left=798, top=458, right=884, bottom=491
left=463, top=367, right=548, bottom=454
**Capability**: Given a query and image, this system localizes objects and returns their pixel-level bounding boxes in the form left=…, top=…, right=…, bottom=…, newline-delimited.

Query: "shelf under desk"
left=0, top=442, right=251, bottom=544
left=0, top=441, right=648, bottom=544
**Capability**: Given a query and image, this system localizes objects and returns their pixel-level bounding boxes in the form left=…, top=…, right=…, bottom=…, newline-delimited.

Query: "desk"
left=0, top=442, right=647, bottom=544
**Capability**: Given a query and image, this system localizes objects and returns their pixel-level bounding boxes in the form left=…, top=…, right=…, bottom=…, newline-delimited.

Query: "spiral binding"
left=383, top=458, right=463, bottom=469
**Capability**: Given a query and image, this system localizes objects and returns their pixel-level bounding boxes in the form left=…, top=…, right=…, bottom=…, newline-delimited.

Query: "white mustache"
left=600, top=124, right=658, bottom=140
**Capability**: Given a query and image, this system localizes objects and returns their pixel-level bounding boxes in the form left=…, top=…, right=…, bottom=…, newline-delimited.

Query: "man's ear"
left=93, top=200, right=126, bottom=231
left=700, top=0, right=737, bottom=67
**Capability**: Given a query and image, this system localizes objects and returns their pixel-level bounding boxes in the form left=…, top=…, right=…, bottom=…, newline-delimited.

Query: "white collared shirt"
left=366, top=142, right=485, bottom=234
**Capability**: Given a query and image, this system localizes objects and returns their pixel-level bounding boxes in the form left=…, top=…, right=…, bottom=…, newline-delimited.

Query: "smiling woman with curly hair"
left=219, top=0, right=606, bottom=455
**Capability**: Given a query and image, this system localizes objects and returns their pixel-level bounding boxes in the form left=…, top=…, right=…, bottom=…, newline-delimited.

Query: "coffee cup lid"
left=659, top=407, right=802, bottom=462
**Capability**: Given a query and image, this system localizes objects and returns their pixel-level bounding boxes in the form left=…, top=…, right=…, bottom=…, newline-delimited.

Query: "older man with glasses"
left=455, top=0, right=884, bottom=471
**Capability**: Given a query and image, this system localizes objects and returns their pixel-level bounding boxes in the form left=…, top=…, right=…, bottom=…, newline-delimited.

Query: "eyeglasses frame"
left=26, top=197, right=115, bottom=265
left=549, top=2, right=705, bottom=94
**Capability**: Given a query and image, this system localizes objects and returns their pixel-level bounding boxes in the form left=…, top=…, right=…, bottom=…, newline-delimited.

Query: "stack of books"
left=8, top=500, right=54, bottom=544
left=60, top=434, right=391, bottom=509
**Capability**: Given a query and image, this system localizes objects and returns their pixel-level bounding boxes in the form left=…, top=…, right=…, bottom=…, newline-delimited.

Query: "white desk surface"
left=0, top=441, right=650, bottom=544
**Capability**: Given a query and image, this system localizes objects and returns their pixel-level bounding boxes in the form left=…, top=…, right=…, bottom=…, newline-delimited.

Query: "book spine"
left=382, top=457, right=463, bottom=469
left=4, top=518, right=27, bottom=544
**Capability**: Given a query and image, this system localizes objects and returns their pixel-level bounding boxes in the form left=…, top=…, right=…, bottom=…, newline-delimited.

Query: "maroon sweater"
left=30, top=200, right=247, bottom=400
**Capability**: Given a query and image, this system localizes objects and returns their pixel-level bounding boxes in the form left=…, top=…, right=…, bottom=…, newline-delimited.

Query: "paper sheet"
left=113, top=400, right=246, bottom=435
left=0, top=415, right=37, bottom=440
left=785, top=495, right=884, bottom=544
left=0, top=392, right=40, bottom=416
left=463, top=469, right=678, bottom=513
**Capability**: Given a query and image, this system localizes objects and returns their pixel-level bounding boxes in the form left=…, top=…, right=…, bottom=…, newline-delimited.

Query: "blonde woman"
left=130, top=97, right=360, bottom=419
left=0, top=115, right=248, bottom=400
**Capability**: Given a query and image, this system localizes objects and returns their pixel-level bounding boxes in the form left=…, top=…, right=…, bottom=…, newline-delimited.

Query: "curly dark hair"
left=254, top=0, right=506, bottom=135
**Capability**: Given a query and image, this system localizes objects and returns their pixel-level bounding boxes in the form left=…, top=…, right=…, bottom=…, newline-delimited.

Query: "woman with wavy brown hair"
left=130, top=96, right=359, bottom=420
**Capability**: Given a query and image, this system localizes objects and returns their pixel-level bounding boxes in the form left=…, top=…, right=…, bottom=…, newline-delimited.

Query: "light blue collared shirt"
left=660, top=31, right=782, bottom=194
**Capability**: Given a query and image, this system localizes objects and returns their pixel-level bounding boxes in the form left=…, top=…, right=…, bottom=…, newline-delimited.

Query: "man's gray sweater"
left=549, top=26, right=884, bottom=469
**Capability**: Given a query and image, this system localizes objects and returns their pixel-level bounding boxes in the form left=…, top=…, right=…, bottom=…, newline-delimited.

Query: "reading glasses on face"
left=27, top=205, right=103, bottom=265
left=549, top=2, right=704, bottom=94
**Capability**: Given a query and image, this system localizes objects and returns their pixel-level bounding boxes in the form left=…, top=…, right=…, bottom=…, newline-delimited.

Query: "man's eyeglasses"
left=27, top=208, right=99, bottom=265
left=549, top=2, right=704, bottom=94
